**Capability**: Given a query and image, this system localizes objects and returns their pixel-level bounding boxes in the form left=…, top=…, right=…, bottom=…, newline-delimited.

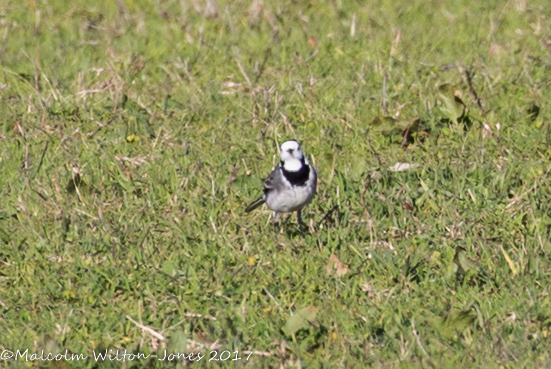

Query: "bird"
left=245, top=140, right=317, bottom=236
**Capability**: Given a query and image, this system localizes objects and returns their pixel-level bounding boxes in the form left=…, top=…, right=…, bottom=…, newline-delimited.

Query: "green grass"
left=1, top=0, right=551, bottom=367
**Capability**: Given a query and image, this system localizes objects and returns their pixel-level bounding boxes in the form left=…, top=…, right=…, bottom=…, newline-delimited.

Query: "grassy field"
left=1, top=0, right=551, bottom=367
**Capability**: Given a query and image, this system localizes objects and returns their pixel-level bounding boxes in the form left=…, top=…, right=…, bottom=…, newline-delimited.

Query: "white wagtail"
left=245, top=140, right=317, bottom=235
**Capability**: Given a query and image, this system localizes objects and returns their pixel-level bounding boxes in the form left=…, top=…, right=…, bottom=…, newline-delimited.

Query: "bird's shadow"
left=277, top=204, right=344, bottom=240
left=316, top=204, right=343, bottom=229
left=280, top=215, right=306, bottom=238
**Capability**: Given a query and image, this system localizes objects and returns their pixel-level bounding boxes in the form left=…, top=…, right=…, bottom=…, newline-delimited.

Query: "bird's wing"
left=245, top=167, right=281, bottom=213
left=262, top=167, right=282, bottom=194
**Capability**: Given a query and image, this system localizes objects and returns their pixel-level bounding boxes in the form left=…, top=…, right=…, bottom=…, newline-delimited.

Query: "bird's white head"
left=280, top=140, right=305, bottom=171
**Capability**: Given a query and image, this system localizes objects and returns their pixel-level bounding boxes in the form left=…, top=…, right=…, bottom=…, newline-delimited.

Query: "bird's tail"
left=245, top=197, right=265, bottom=213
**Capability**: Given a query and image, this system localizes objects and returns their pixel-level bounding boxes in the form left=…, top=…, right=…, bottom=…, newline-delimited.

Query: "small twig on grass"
left=360, top=177, right=372, bottom=211
left=32, top=140, right=49, bottom=179
left=253, top=47, right=272, bottom=86
left=126, top=315, right=166, bottom=341
left=366, top=139, right=382, bottom=167
left=465, top=68, right=484, bottom=114
left=318, top=204, right=339, bottom=225
left=270, top=96, right=284, bottom=122
left=87, top=116, right=116, bottom=138
left=71, top=171, right=85, bottom=205
left=30, top=187, right=47, bottom=202
left=236, top=59, right=252, bottom=88
left=263, top=287, right=285, bottom=314
left=25, top=144, right=30, bottom=171
left=401, top=126, right=410, bottom=148
left=360, top=175, right=376, bottom=246
left=74, top=208, right=98, bottom=220
left=411, top=318, right=433, bottom=365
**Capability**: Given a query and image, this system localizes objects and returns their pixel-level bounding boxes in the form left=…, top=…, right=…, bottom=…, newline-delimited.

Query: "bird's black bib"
left=281, top=158, right=310, bottom=186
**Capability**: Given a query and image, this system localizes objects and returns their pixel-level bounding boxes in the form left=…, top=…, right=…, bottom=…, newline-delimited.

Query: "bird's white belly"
left=266, top=185, right=314, bottom=213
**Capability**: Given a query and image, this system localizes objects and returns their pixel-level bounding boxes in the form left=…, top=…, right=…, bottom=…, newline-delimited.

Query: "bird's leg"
left=273, top=211, right=280, bottom=238
left=297, top=210, right=305, bottom=234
